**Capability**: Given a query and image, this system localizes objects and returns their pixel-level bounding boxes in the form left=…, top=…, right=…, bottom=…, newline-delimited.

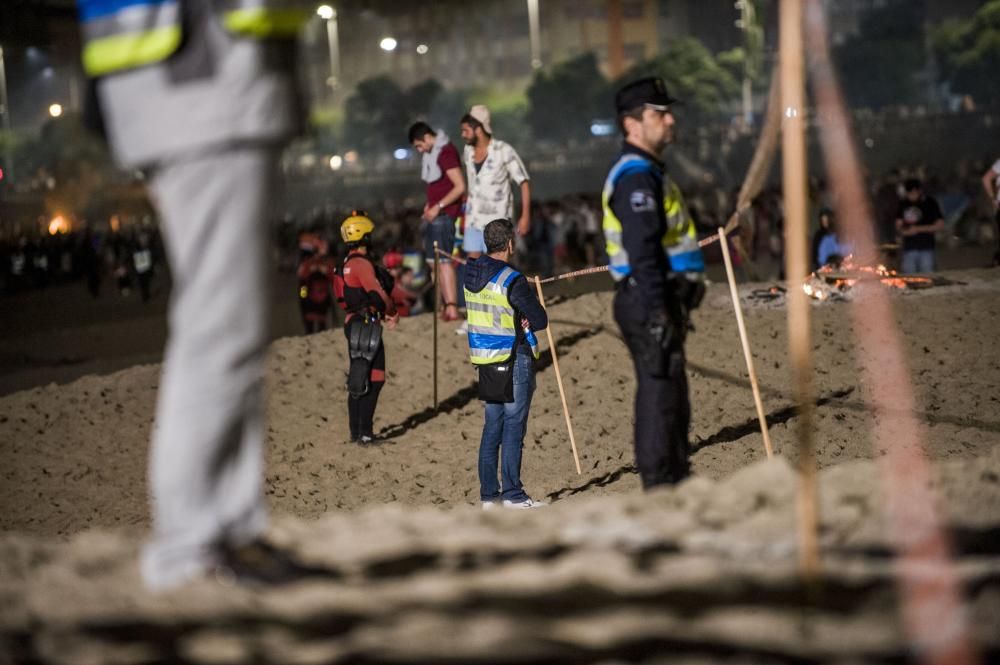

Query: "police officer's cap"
left=615, top=77, right=679, bottom=114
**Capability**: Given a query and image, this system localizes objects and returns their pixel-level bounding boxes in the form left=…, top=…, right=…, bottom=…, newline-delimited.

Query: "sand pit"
left=2, top=268, right=999, bottom=662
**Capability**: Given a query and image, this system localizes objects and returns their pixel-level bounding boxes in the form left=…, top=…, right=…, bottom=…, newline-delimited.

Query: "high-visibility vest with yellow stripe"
left=465, top=266, right=540, bottom=365
left=602, top=153, right=705, bottom=281
left=77, top=0, right=309, bottom=77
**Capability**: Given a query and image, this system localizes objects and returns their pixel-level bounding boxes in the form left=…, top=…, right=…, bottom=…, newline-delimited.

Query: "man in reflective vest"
left=76, top=0, right=316, bottom=589
left=602, top=77, right=706, bottom=489
left=464, top=219, right=548, bottom=509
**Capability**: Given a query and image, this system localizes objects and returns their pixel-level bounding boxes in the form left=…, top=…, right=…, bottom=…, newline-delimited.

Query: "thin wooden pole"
left=433, top=241, right=439, bottom=410
left=780, top=0, right=820, bottom=578
left=534, top=276, right=582, bottom=475
left=718, top=227, right=774, bottom=459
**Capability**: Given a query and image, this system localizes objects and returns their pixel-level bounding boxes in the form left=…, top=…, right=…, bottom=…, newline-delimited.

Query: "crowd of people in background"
left=4, top=156, right=998, bottom=319
left=0, top=224, right=163, bottom=300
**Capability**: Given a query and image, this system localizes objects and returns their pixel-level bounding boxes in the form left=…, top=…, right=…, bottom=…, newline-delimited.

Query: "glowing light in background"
left=589, top=120, right=615, bottom=136
left=48, top=215, right=69, bottom=235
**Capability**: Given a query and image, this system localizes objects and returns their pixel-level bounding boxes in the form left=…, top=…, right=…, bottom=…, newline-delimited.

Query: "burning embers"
left=802, top=257, right=939, bottom=301
left=746, top=257, right=960, bottom=306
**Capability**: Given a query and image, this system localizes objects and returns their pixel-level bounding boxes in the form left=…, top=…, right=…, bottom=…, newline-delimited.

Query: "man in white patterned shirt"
left=460, top=105, right=531, bottom=258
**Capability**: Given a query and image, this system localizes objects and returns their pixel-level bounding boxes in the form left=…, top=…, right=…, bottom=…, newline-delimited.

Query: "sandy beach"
left=2, top=266, right=999, bottom=662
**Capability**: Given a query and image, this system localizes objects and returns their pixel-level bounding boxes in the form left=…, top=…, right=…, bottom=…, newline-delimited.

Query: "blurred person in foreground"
left=77, top=0, right=325, bottom=589
left=602, top=78, right=705, bottom=489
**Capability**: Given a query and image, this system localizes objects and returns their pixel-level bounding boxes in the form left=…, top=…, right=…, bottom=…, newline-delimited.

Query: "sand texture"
left=2, top=269, right=999, bottom=662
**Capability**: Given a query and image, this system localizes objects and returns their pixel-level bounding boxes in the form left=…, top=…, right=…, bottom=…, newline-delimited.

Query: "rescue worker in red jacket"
left=297, top=244, right=335, bottom=334
left=337, top=212, right=398, bottom=443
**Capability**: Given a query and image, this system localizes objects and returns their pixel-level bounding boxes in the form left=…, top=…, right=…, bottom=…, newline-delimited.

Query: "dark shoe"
left=357, top=432, right=380, bottom=445
left=215, top=539, right=334, bottom=587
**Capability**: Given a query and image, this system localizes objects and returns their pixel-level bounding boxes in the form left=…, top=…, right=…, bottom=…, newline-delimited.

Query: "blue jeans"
left=901, top=249, right=935, bottom=274
left=478, top=352, right=535, bottom=502
left=423, top=214, right=455, bottom=263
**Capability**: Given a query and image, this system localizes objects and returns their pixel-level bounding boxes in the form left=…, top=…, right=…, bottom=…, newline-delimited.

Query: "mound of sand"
left=2, top=450, right=999, bottom=663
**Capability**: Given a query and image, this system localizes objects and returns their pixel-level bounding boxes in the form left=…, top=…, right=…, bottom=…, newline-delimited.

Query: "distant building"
left=304, top=0, right=749, bottom=105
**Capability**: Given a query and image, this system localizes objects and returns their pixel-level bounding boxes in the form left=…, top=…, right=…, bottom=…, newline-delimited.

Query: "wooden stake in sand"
left=533, top=276, right=582, bottom=475
left=718, top=227, right=774, bottom=459
left=432, top=241, right=439, bottom=410
left=780, top=0, right=820, bottom=577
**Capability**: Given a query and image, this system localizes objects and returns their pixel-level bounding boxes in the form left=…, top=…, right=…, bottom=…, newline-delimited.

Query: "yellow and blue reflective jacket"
left=465, top=266, right=540, bottom=366
left=78, top=0, right=308, bottom=77
left=602, top=149, right=705, bottom=292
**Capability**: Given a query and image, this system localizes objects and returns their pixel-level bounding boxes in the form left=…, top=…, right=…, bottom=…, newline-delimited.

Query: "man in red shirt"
left=409, top=122, right=465, bottom=321
left=337, top=213, right=398, bottom=444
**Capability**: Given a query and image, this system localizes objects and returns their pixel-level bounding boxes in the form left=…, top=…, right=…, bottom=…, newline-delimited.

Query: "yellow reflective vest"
left=78, top=0, right=308, bottom=77
left=465, top=266, right=540, bottom=365
left=602, top=153, right=705, bottom=280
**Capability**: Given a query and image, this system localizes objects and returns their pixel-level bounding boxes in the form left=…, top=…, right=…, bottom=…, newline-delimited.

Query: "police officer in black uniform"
left=602, top=77, right=706, bottom=488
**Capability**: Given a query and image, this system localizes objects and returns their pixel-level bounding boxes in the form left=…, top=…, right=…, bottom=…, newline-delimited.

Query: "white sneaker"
left=455, top=320, right=468, bottom=336
left=481, top=500, right=500, bottom=511
left=502, top=498, right=546, bottom=509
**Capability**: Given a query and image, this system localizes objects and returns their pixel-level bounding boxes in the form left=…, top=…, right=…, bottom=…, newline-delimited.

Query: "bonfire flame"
left=802, top=255, right=935, bottom=300
left=48, top=215, right=70, bottom=235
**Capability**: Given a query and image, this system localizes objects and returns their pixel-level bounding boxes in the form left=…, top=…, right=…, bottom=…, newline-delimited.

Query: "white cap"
left=468, top=104, right=493, bottom=135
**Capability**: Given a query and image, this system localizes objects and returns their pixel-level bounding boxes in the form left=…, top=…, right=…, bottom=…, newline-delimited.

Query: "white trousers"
left=139, top=148, right=275, bottom=589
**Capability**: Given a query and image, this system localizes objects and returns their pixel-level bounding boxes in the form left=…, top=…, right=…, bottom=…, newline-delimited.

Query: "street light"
left=735, top=0, right=759, bottom=127
left=48, top=103, right=63, bottom=118
left=416, top=44, right=429, bottom=55
left=379, top=37, right=397, bottom=52
left=317, top=5, right=340, bottom=95
left=527, top=0, right=542, bottom=69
